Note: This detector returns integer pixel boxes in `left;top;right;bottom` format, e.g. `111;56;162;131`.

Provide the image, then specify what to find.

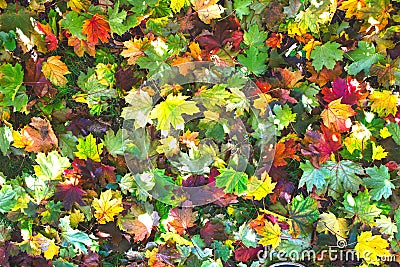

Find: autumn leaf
258;221;281;248
34;151;70;181
246;172;276;201
121;213;156;242
42;56;70;87
92;190;124;224
150;93;200;131
54;177;86;210
67;35;96;57
310;42;344;71
322;77;367;105
166;207;197;234
82;14;110;45
67;0;90;12
355;231;390;265
120;38;146;65
171;0;189;13
74;133;104;162
368;90;398;117
321;98;357;132
316;212;348;240
36;22;58;52
191;0;225;24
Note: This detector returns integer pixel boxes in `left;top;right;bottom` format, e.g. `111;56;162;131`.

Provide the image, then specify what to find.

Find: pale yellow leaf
191;0;225;24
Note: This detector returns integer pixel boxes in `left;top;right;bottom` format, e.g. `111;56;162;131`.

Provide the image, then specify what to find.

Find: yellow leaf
343;136;363;154
92;190;124;224
43;240;59;260
42;56;70;87
258;221;281;248
12;130;30;148
372;142;388;161
171;0;188;13
316;212;348;240
191;0;225;24
189;42;202;60
0;0;7;8
340;0;366;19
160;232;193;246
321;98;356;132
253;94;276;116
67;0;90;12
121;38;146;65
380;127;391;138
303;39;322;60
247;172;276;201
355;231;390;265
70;209;85;228
369;90;398;117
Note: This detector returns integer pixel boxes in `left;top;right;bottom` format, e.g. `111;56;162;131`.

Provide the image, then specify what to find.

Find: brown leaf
307;61;343;87
200;221;227;245
23;57;55;98
22;117;58;153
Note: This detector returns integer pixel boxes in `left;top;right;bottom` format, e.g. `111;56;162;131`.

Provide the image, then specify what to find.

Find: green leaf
0;185;16;213
0;63;24;101
215;168;248;194
310;42;344;71
387;122;400;145
103;129;129;157
0;126;12;156
108;1;129;36
59;132;78;159
299;160;330;192
74;133;104;162
271;104;296;131
41;200;63;224
194;84;231;110
324;160;364;198
234;0;252;19
237;46;267;76
346;41;383;75
243;24;268;47
0;30;16;51
150;93;200;131
61;11;86;40
59;216;93;254
288;195;319;236
342;190;381;225
364;165;394;200
212;241;231;261
234;223;258;248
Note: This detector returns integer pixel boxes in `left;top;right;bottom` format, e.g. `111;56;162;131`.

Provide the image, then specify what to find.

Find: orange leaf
166;207;198;235
36;22;58;52
21;117;58;153
82;14;110;45
67;35;96;57
321;98;357;132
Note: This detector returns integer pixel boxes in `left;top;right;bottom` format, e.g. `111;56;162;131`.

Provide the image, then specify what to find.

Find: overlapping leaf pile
0;0;399;266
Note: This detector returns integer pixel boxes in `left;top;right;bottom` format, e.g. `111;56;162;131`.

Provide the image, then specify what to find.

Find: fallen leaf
82;14;110;45
191;0;225;24
321;98;357;132
92;190;124;224
41;56;70;87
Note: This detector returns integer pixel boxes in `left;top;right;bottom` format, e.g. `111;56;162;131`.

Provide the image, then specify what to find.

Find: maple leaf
41;56;70;87
288;195;319;237
313;125;343;164
92;190;124;224
67;35;96;57
74;133;104;162
191;0;225;24
150;93;200;131
121;38;146;65
54;177;86;210
215;168;248;194
321;98;357;132
121;89;153;129
246;172;276;201
355;231;390;265
364;165;394;200
200;221;228;246
343;190;381;225
346;41;383;75
67;0;90;12
316;212;348;240
121;213;157;242
18;117;58;153
310;42;344;71
266;33;283;48
166;207;197;234
258;221;281;248
36;22;58;52
306;61;343;87
322;77;366;105
82;14;110;45
171;0;189;13
34;151;70;181
368;90;398;117
237;46;267;76
299;160;330;193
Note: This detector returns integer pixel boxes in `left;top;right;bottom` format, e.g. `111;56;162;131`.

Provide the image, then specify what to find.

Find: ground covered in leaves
0;0;400;266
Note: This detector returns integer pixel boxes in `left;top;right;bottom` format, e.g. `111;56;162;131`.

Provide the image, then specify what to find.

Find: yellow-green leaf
258;221;281;248
355;231;390;265
246;172;276;201
92;189;124;224
74;133;103;162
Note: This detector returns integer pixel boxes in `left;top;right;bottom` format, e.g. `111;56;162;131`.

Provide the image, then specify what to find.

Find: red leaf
54;177;86;210
82;14;110;45
314;125;342;163
36;22;58;52
322;77;367;105
234;246;263;262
